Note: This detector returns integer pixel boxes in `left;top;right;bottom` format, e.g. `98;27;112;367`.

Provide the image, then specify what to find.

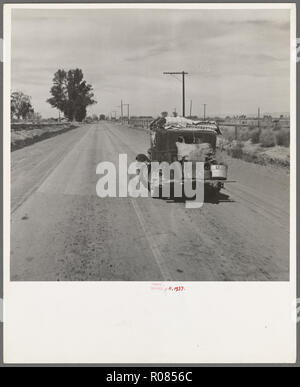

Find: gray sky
11;8;290;118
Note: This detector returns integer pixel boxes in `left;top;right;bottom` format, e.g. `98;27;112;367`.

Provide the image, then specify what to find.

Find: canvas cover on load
150;116;221;134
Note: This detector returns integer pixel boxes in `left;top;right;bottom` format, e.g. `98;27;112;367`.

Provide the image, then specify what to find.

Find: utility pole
189;100;192;117
182;72;186;117
123;103;130;122
163;71;188;117
116;102;124;122
202;104;206;121
258;107;260;129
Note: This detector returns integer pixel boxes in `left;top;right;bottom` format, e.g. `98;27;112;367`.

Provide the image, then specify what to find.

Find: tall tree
47;69;67;113
11;91;34;120
47;68;96;121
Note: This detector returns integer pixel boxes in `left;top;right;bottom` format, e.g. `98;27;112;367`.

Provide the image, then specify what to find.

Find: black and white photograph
3;2;297;365
9;5;292;282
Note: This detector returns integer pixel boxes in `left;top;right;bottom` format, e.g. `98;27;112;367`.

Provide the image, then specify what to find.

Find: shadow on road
205;190;234;204
157;186;235;205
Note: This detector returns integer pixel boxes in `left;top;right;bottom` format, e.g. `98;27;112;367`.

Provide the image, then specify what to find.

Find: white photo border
3;3;297;364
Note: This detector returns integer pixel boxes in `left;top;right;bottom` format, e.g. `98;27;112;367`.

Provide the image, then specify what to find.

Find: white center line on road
130;198;172;281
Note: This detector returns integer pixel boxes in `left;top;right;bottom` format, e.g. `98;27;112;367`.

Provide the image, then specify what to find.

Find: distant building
223;114;276;128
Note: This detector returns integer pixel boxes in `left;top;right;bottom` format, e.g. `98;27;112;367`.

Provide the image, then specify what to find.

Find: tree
161;111;168;118
27;111;42;122
47;68;96;122
46;69;67;113
11;91;34;120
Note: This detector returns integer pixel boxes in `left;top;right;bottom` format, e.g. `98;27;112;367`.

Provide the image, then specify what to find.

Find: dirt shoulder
11;122;80;151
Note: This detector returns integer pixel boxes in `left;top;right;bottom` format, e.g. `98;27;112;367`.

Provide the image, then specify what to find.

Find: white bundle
176;142;212;161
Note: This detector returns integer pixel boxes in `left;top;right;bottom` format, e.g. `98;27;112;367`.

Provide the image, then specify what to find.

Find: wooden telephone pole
163;71;188;117
123;103;130;122
116;101;124;122
125;104;130;119
203;104;206;121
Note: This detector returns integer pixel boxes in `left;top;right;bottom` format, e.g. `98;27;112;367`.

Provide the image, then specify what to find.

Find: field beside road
11;121;289;281
219;125;290;168
11;122;79;151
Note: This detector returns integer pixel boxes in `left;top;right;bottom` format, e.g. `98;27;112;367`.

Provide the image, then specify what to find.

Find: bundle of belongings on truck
150;116;220;162
150;116;221;134
176;139;213;162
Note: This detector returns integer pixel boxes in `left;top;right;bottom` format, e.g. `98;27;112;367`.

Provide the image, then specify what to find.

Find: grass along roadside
11;122;80;151
219;139;290;168
110;121;290;169
218;126;290;168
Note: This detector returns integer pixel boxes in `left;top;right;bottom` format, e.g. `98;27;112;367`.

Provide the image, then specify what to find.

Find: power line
116;101;130;123
116;100;124;122
169;74;182;83
200;103;206;120
123;103;130;122
163;71;188;117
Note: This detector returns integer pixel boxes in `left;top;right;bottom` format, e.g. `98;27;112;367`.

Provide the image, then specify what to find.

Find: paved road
11;122;289;280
